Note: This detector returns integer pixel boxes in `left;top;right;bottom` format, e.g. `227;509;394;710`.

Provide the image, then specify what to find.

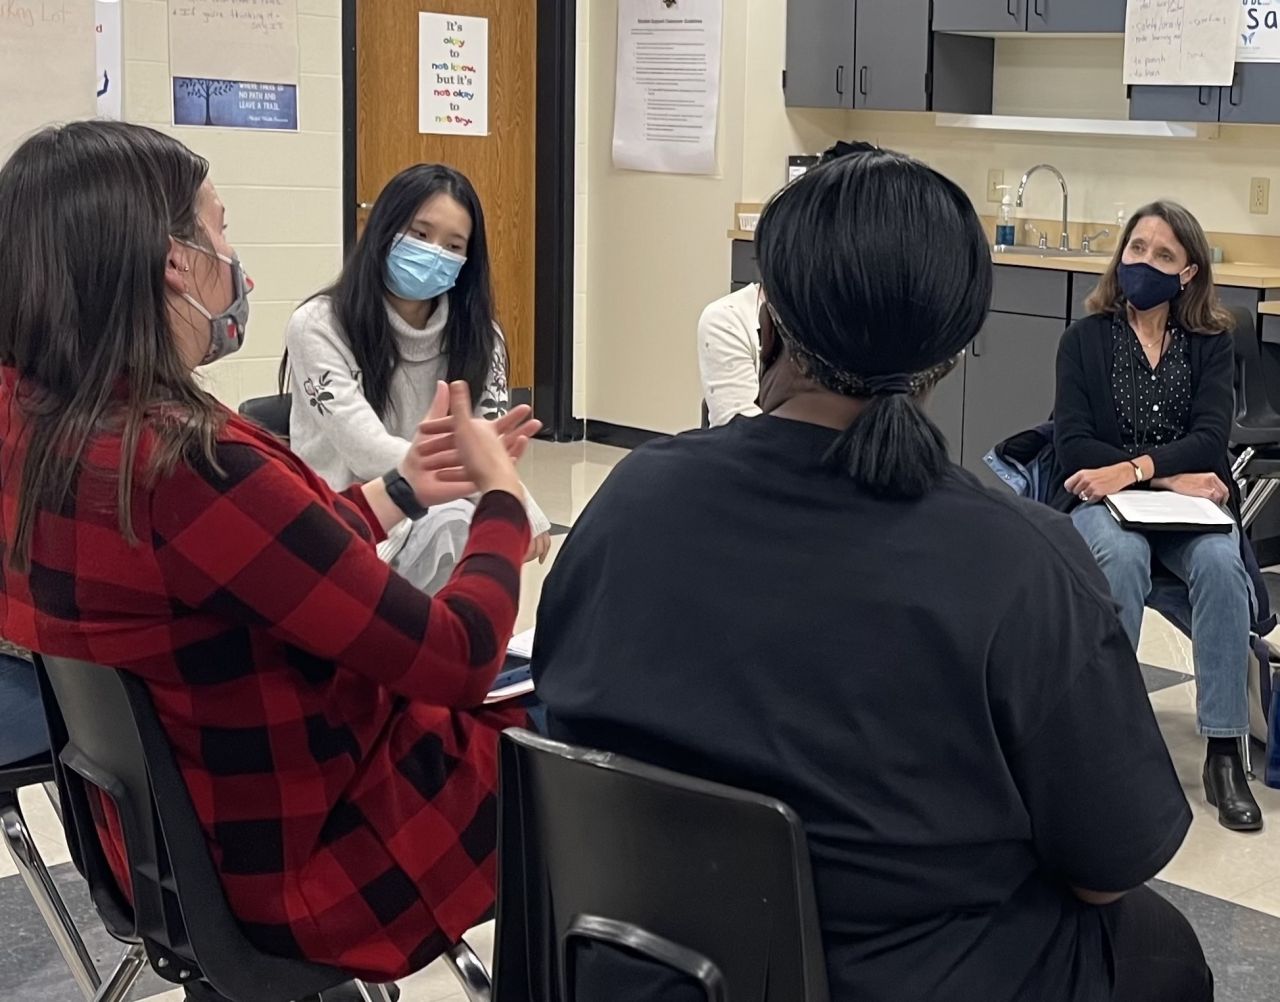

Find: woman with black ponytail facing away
1055;202;1260;834
533;152;1209;1002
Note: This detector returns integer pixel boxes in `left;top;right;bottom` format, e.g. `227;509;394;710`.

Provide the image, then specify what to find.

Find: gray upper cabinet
854;0;930;111
1220;64;1280;126
1129;84;1222;123
783;0;856;109
1027;0;1125;32
932;0;1024;33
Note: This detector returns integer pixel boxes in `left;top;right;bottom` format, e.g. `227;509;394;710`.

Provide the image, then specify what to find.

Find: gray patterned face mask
179;242;253;364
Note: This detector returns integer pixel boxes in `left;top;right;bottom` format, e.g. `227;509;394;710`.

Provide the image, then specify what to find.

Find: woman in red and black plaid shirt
0;121;539;990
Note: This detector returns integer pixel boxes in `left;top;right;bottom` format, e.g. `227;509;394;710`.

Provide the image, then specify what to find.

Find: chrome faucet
1015;164;1070;253
1080;228;1111;254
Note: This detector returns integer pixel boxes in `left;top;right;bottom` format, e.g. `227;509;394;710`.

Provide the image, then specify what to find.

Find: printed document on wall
1239;0;1280;62
0;0;97;158
419;12;489;136
613;0;723;175
1124;0;1237;86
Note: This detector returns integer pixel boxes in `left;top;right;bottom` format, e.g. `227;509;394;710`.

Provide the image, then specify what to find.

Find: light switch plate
987;169;1005;203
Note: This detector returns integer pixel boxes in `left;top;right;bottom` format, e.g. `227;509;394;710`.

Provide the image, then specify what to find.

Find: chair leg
0;799;102;1001
355;983;395;1002
92;944;147;1002
442;940;493;1002
1241;734;1255;780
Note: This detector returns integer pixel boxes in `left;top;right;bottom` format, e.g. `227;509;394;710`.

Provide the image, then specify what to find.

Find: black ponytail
755;149;991;499
823;395;949;499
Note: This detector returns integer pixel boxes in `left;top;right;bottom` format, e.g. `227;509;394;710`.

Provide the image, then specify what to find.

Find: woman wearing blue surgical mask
1055;202;1262;832
284;164;552;592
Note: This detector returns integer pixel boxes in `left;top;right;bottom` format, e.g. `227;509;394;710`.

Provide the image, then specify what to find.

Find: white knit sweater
285;294;551;536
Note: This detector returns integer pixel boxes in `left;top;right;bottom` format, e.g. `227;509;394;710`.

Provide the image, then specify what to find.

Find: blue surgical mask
1117;261;1185;312
385;233;466;302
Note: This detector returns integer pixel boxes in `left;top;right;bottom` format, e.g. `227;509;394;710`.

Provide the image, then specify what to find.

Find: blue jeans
1072;504;1252;738
0;654;48;765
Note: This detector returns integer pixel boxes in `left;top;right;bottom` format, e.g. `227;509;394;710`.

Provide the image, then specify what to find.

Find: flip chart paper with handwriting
0;0;97;158
1125;0;1239;86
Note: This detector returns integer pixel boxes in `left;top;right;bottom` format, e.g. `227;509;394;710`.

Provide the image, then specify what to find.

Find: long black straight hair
0;121;224;570
755;149;992;499
281;163;499;417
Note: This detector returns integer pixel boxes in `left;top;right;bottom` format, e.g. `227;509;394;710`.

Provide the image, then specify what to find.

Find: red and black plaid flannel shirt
0;367;529;980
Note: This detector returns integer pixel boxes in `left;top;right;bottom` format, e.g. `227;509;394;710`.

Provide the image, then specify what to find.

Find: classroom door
356;0;538;388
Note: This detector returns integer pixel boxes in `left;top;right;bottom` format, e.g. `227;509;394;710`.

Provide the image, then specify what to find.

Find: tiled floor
5;438;1280;1001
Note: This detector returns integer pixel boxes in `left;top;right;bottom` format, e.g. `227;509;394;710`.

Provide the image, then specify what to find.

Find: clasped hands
1066;463;1229;506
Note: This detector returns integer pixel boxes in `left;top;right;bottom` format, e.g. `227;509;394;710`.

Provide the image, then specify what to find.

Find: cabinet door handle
1197;87;1210;107
1033;0;1044;16
1007;0;1016;16
1229;73;1242;107
971;336;983;358
859;66;869;97
836;64;844;96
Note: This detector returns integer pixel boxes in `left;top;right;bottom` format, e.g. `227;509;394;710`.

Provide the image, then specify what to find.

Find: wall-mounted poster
419;12;489;136
1240;0;1280;61
1123;0;1237;86
0;0;98;157
96;0;122;118
168;0;300;131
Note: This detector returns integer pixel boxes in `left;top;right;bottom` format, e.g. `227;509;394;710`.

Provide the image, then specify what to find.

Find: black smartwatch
382;468;430;521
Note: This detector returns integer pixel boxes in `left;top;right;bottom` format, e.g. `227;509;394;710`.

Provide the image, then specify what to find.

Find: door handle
357;202;373;210
836;64;845;96
1229;73;1242;107
1197;87;1210;107
1033;0;1044;16
859;66;869;97
971;336;983;358
1007;0;1016;16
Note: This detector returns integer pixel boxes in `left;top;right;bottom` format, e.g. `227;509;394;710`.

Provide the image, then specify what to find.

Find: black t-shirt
533;415;1191;1002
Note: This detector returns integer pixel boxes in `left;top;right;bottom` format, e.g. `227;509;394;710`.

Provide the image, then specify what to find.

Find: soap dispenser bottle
996;187;1016;248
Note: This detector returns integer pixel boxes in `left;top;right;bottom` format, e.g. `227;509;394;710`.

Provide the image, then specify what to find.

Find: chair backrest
34;655;346;1002
492;728;831;1002
238;394;292;440
1231;307;1280;446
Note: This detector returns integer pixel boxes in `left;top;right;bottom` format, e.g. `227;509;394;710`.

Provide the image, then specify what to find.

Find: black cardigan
1054;312;1234;487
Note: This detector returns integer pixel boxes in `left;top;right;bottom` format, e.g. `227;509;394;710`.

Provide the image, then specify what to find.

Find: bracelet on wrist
383;468;430;521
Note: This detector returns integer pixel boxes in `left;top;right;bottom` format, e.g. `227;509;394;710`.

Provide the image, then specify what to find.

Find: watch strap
383;468;430;521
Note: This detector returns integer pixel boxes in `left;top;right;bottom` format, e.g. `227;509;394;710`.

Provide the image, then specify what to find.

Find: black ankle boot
1203;741;1264;832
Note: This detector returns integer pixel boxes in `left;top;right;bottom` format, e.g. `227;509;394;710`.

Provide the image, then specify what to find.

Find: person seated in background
697;140;877;428
284;164;551;593
1056;201;1261;832
0;121;539;995
533;151;1210;1002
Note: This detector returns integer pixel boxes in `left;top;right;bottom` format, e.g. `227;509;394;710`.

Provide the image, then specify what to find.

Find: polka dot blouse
1110;314;1193;457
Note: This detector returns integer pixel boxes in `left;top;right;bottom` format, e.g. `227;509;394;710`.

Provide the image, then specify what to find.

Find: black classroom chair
34;654;489;1002
489;727;831;1002
238;394;292;441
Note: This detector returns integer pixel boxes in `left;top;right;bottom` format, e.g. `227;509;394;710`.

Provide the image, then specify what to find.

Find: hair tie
860;373;916;396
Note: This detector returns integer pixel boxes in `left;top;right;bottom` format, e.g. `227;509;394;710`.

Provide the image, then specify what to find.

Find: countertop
1260;301;1280;317
729;231;1280;290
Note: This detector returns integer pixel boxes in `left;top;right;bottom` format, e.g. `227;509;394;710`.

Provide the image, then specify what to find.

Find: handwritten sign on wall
0;0;97;157
1124;0;1238;86
168;0;299;86
1240;0;1280;61
418;12;489;137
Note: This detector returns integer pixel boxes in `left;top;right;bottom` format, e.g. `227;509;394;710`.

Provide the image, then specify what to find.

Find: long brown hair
0;121;225;571
1086;200;1234;334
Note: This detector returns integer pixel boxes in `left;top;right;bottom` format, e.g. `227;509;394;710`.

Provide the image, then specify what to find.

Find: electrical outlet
1250;177;1271;215
987;169;1005;204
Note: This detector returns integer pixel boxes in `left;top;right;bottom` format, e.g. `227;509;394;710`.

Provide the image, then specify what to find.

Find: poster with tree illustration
173;77;298;131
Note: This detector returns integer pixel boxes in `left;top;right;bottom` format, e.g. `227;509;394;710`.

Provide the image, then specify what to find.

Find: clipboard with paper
1104;492;1234;534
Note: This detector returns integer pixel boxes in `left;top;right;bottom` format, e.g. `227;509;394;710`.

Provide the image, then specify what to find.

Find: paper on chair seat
507;627;536;660
1104;492;1233;533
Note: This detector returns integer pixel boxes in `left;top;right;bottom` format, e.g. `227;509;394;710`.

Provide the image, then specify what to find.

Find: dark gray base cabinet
924;357;966;464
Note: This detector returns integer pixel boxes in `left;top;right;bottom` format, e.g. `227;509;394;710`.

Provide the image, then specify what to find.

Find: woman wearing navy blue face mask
1054;201;1261;831
284;164;551;592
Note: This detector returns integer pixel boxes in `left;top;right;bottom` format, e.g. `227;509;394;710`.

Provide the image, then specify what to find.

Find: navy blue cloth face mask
1117;261;1187;312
